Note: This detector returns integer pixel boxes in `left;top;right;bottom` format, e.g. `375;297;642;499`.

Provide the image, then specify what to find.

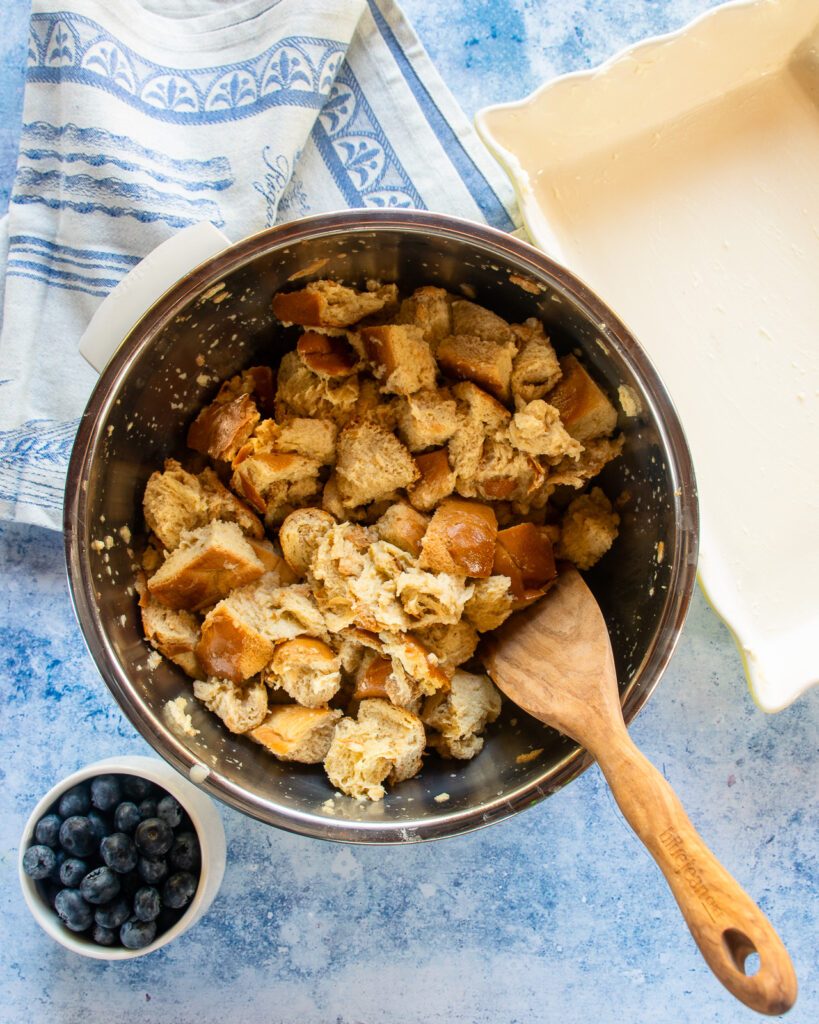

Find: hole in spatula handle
723;928;761;976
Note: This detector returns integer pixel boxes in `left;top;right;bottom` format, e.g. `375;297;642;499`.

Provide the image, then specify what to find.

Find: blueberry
58;816;97;857
55;888;94;932
156;795;183;828
92;924;117;947
122;776;154;802
138;857;168;885
34;813;63;848
94;896;131;930
100;833;138;874
114;801;141;833
23;844;57;880
162;871;197;910
137;798;158;821
59;857;89;888
169;832;200;872
90;774;122;812
58;783;91;818
133;886;161;922
135;818;173;858
80;866;121;905
87;809;110;843
120;917;157;950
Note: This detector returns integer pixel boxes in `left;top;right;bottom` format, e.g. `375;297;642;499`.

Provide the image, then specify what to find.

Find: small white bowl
18;755;226;959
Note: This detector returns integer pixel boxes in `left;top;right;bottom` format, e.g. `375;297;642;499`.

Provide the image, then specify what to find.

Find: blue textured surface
1;3;817;1022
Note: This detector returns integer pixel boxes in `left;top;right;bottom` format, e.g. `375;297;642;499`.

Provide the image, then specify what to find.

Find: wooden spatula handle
591;724;797;1015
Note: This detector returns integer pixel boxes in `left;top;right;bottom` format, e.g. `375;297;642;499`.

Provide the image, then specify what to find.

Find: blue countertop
1;3;817;1022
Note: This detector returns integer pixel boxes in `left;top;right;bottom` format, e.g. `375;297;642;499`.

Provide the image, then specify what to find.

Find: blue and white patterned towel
0;0;519;531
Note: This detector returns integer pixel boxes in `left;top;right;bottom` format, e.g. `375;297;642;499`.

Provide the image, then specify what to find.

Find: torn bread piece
408;448;456;513
510;319;562;408
237;416;337;466
275;350;360;424
418;498;498;578
250;705;342;764
139;587;203;679
447;381;511;487
557;487;620;570
413;619;479;672
471;439;545;504
396;387;459;452
378;632;451;697
543;434;625;496
335;420;418;510
192;676;268;734
352;652;393;702
187;392;260;464
272;280;398;329
463;575;515;632
264;636;342;708
545;354;618;442
508;400;583;462
360;323;437;395
450;299;515;347
143;460;263;552
279;507;335;577
230;450;322;526
423;669;502;760
146;521;265;611
196;577;328;682
395;285;453;347
373;502;429;557
395;568;474;628
324;699;426;801
246;537;298;582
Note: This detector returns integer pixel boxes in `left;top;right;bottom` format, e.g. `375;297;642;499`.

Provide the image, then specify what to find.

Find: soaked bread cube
265;636;342;708
272;280;398;329
558;487;620;570
545;354;618;442
335;420;418;510
360;323;437;395
192;676;269;734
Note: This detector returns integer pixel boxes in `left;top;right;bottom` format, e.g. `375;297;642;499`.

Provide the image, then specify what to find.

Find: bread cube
187;393;260;463
557;487;620;570
437;333;516;403
395;286;453;346
360;323;437;395
423;669;502;760
396;387;459;452
408;448;456;513
249;705;342;763
450;299;514;346
230;451;322;525
413;620;479;671
275;350;360;424
335;420;418;509
192;676;268;734
272;280;398;329
324;699;426;800
278;508;336;577
146;521;265;611
139;591;203;679
544;434;624;495
265;636;342;708
352;653;393;701
545;354;618;442
373;502;429;557
493;522;557;602
510;319;562;408
471;439;545;503
418;498;498;578
508;400;583;462
463;575;515;632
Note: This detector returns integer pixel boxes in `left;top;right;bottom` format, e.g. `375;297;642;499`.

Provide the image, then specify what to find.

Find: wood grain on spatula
482;567;797;1016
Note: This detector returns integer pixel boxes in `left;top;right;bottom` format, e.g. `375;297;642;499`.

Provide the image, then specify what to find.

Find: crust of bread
297;331;359;377
278;507;336;577
408;448;456;513
230;451;322;524
351;652;393;701
147;521;265;611
360;323;437;395
187;393;260;463
545;354;618;442
418;498;498;578
249;705;342;763
266;636;342;707
272;280;398;329
437;333;515;403
493;522;557;603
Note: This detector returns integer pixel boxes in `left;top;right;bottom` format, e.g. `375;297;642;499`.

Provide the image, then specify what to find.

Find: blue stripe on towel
9;234;140;266
366;0;514;231
7;258;121;288
5;269;110;298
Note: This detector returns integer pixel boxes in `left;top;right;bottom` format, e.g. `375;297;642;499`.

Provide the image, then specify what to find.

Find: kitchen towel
0;0;519;530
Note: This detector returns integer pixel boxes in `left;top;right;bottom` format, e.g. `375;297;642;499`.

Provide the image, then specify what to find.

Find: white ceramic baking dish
476;0;819;712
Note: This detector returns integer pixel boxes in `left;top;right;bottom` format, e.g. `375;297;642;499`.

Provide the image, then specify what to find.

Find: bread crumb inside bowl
18;756;226;959
64;210;698;843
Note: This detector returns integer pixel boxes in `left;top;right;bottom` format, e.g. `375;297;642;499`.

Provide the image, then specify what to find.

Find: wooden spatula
482;566;797;1016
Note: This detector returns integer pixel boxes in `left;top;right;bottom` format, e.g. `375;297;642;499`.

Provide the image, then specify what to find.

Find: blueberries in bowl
23;772;202;952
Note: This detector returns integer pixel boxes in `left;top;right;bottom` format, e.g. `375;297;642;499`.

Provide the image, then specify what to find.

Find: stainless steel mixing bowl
64;209;698;843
